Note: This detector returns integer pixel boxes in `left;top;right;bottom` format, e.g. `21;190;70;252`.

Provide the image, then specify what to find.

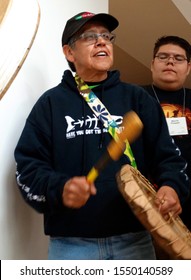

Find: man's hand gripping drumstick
62;111;143;209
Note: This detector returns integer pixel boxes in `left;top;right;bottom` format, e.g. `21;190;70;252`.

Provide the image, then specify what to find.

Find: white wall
0;0;108;260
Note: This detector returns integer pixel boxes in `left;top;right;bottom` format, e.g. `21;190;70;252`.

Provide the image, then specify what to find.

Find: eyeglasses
69;32;116;46
154;53;188;64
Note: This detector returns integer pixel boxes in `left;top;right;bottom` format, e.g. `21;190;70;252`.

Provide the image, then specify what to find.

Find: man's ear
186;62;191;76
63;45;74;62
151;59;154;72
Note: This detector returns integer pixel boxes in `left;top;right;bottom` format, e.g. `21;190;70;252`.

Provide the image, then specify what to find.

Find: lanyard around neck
152;85;186;116
75;74;137;168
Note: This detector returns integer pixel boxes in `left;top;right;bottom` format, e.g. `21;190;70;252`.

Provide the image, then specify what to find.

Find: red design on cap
75;12;94;20
81;12;94;18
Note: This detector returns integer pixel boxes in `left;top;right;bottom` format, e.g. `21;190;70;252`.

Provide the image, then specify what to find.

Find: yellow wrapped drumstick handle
86;167;99;183
87;111;143;183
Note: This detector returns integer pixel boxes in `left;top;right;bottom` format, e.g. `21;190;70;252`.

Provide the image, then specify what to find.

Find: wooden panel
0;0;40;99
0;0;11;24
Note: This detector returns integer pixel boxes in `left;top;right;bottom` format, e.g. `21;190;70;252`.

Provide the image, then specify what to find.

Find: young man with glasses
143;35;191;258
14;14;190;260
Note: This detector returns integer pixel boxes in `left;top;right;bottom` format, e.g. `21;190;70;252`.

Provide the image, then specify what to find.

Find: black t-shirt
143;85;191;177
143;84;191;229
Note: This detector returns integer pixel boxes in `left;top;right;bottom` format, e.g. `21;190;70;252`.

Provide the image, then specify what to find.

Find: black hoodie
14;70;189;237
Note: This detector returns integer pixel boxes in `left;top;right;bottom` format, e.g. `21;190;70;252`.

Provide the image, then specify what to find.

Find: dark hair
153;36;191;62
67;60;76;72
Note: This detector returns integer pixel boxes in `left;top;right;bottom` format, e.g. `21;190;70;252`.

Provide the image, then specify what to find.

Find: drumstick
87;111;143;183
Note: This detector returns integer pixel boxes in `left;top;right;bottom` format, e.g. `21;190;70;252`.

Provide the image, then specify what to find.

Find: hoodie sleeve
14;94;69;214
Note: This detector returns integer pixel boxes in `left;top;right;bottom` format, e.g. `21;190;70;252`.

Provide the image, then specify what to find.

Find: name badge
166;117;188;136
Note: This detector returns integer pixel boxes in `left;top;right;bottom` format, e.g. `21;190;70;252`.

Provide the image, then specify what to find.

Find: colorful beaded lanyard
75;74;137;168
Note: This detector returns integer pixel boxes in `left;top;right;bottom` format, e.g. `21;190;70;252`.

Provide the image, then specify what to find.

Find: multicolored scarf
75;74;137;168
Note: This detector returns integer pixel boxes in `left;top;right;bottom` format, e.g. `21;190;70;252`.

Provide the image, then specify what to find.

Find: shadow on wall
112;44;152;86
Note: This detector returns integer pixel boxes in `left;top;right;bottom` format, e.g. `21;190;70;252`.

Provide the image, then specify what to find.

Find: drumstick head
108;111;143;160
119;111;143;143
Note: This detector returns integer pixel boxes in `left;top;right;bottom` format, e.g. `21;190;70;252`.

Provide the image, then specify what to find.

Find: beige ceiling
109;0;191;87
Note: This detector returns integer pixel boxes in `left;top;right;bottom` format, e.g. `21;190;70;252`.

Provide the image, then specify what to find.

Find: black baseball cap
61;11;119;46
